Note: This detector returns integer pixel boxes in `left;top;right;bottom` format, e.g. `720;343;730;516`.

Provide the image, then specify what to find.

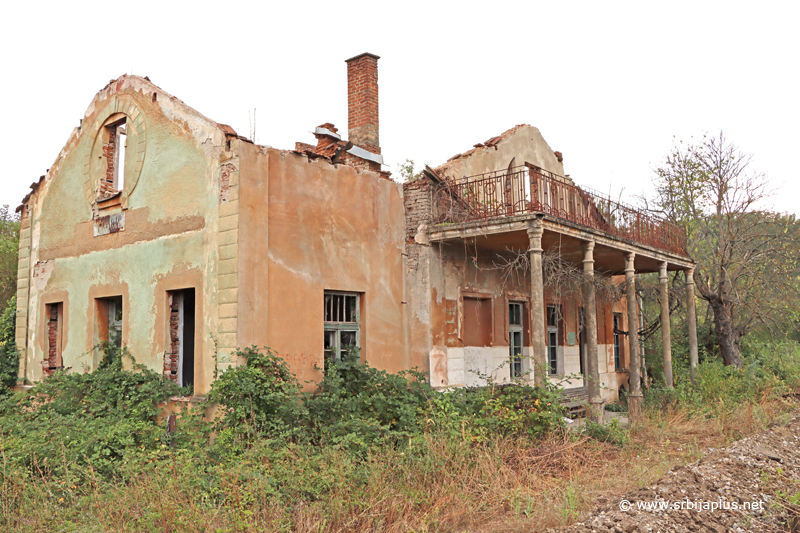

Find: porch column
625;252;643;420
527;218;547;386
659;262;673;388
582;241;603;422
685;268;699;384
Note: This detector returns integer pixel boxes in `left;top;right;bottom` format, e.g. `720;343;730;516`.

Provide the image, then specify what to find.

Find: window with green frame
323;291;360;369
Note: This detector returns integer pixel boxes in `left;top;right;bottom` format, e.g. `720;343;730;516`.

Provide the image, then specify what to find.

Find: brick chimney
346;52;380;155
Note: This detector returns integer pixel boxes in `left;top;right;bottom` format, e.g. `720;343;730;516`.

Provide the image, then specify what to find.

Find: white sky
2;1;798;214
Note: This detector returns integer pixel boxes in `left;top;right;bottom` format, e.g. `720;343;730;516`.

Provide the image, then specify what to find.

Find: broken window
462;297;492;347
165;289;196;388
101;119;127;198
547;305;559;375
43;302;63;377
95;296;123;351
324;292;360;369
509;302;523;378
613;313;622;371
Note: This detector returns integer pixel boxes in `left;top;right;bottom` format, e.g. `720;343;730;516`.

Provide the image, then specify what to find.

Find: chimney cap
345;52;380;63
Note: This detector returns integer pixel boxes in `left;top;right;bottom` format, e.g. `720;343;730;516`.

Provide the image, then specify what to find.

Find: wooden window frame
508;301;524;378
546;304;560;376
613;312;623;371
324;291;361;368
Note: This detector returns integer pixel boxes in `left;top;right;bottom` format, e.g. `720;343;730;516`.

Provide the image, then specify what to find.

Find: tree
0;205;20;309
648;133;800;368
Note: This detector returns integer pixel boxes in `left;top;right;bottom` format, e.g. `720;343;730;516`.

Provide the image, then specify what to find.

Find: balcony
430;164;687;256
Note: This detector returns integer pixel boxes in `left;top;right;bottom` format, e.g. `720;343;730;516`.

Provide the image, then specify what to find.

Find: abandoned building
16;53;698;411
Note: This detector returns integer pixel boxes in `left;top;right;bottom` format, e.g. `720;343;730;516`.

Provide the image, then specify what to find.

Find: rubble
550;410;800;533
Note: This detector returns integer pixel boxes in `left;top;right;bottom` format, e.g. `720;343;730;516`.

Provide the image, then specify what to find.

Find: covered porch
423;164;697;421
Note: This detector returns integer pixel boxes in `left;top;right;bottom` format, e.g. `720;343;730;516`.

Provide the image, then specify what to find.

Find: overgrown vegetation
646;133;800;368
0;295;18;397
1;339;799;532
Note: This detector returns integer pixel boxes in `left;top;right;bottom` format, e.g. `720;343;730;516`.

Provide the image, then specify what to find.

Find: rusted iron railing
431;164;687;255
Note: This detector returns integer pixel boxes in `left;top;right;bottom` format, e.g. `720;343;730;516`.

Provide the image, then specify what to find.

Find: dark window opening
44;303;63;377
166;289;196;389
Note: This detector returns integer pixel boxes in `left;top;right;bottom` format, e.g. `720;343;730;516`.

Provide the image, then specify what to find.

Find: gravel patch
549;411;800;533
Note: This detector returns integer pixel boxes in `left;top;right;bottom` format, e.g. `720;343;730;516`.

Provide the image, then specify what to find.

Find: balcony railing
431;164;687;256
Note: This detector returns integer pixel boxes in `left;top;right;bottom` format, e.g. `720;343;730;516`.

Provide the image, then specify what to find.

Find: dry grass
5;395;796;533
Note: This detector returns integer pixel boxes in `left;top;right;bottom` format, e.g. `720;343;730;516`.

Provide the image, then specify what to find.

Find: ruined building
16;54;697;409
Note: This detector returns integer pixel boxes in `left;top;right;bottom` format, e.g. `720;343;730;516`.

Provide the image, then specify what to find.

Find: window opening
578;307;586;378
509;302;523;378
166;289;196;388
323;292;360;370
613;312;622;371
108;297;123;348
101;119;127;197
547;304;559;375
44;303;63;377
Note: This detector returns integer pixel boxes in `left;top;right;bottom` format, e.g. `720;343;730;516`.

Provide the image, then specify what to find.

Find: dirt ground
548;410;800;533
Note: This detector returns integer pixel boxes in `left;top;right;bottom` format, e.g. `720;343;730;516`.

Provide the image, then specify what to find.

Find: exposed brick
346;53;380;154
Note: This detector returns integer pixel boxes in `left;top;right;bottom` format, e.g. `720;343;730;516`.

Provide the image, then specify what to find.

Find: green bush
645;338;800;414
468;383;565;438
0;296;18;397
304;352;433;453
0;347;180;482
583;417;629;446
206;346;306;448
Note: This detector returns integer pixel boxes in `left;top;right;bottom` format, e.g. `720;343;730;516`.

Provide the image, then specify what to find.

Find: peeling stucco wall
236;146;409;388
17;75;228;392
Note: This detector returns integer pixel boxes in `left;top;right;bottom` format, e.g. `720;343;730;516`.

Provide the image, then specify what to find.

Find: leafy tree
648;133;800;368
0;205;19;309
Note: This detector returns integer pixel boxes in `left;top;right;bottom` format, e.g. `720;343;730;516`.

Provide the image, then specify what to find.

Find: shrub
469;383;565;438
583;417;629;446
0;296;18;397
0;346;180;481
304;352;433;452
206;346;306;447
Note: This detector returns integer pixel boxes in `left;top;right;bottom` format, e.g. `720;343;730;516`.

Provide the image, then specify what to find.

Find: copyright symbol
619;500;632;512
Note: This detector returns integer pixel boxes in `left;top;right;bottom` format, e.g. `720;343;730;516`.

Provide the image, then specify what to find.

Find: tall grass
2;342;799;532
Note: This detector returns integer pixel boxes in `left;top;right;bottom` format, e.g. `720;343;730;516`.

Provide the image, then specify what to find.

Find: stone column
582;241;603;422
527;219;547;386
625;252;643;420
685;267;699;384
659;262;673;388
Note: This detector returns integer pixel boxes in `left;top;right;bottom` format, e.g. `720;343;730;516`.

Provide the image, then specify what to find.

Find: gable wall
17;77;228;392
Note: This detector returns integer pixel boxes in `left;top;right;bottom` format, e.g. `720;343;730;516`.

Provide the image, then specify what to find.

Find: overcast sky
2;1;798;215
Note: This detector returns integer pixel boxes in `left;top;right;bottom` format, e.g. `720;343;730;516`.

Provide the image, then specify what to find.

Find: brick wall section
164;297;180;381
42;305;59;377
99;125;117;198
217;140;240;368
220;162;236;203
403;179;433;241
346;53;380;155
